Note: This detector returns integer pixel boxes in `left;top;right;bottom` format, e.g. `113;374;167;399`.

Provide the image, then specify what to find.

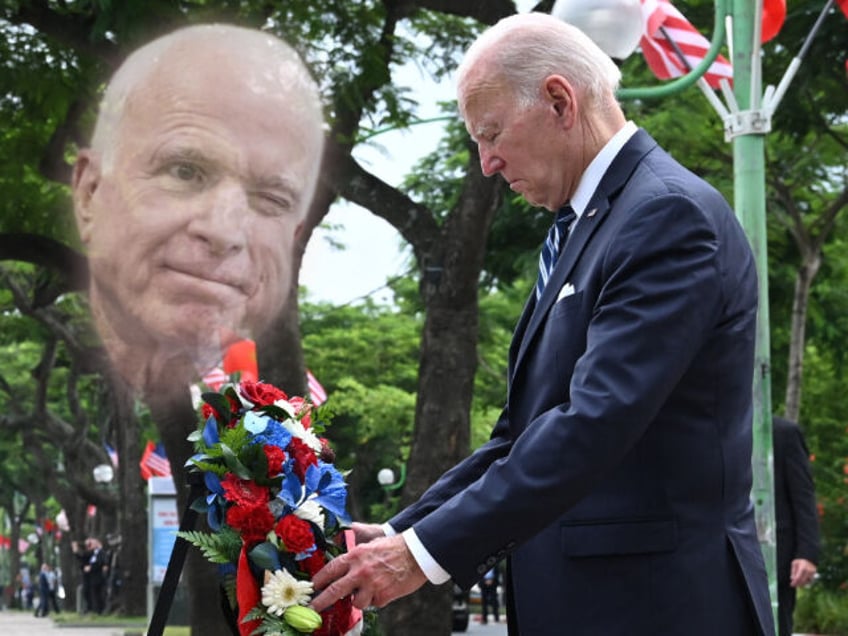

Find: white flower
294;498;326;530
261;569;314;616
282;418;323;452
273;398;297;418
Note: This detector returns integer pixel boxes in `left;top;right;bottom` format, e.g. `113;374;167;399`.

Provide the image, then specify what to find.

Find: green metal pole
728;0;777;623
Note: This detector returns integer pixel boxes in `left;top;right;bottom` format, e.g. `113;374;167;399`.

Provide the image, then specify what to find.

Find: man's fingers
312;553;349;591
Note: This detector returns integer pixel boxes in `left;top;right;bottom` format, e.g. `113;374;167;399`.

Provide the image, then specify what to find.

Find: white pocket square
556;283;576;301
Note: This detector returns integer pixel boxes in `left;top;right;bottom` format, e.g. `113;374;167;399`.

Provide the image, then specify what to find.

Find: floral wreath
180;380;362;636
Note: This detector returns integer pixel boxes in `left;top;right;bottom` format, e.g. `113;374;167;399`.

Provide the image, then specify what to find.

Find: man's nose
188;180;249;254
479;146;503;177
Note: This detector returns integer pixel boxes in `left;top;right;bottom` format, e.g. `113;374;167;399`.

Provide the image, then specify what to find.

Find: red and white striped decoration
639;0;732;89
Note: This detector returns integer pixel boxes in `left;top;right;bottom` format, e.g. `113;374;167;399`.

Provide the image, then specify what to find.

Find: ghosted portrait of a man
71;24;325;393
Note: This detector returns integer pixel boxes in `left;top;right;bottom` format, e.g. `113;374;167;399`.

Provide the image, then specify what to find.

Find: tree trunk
110;372;148;616
381;150;502;635
784;253;820;422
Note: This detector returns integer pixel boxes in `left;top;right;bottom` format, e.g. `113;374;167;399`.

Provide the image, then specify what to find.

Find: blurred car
452;583;469;632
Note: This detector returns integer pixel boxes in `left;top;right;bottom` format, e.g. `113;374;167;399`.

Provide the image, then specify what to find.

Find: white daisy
261;569;314;616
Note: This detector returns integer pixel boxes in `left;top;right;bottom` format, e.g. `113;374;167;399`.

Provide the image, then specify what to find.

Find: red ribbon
237;545;262;636
342;530;363;633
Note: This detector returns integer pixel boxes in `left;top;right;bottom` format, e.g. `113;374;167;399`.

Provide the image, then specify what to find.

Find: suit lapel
511;129;658;380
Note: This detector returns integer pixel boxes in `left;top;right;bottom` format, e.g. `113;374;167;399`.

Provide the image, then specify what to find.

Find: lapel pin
586;208;598;218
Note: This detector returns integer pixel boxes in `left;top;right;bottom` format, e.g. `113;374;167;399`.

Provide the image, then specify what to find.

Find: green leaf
177;530;233;564
221;443;252;479
248;541;282;572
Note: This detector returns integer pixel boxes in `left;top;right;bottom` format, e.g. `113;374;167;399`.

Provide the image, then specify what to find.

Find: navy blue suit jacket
390;130;774;635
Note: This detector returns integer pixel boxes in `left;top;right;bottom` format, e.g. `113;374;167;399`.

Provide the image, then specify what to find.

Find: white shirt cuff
401;528;451;585
381;522;396;537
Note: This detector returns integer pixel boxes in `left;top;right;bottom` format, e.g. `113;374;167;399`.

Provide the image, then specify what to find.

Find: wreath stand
146;472;238;636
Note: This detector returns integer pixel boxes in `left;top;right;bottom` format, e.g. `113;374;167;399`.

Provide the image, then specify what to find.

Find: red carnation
221;474;269;507
226;502;274;545
299;549;326;578
288;437;319;480
201;403;218;421
239;380;287;407
275;515;316;554
264;445;285;476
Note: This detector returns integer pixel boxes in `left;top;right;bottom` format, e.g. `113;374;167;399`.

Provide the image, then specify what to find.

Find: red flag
761;0;786;43
639;0;733;89
223;339;259;383
838;0;848;19
307;369;328;406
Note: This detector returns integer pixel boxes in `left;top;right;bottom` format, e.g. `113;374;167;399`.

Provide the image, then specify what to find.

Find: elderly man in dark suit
773;416;820;636
312;13;773;635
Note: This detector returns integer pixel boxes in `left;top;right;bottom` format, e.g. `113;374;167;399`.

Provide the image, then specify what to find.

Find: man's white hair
457;13;621;113
90;23;324;172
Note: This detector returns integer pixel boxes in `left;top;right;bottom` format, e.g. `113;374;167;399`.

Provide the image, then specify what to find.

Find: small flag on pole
307;369;327;406
104;442;119;468
639;0;733;89
139;441;172;480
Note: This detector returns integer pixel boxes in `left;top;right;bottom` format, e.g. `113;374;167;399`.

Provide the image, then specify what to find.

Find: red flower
239;380;287;406
299;549;326;578
288;437;319;480
222;475;269;507
264;445;285;476
226;502;274;545
315;595;358;636
201;403;218;421
289;396;312;428
275;515;316;554
201;395;241;426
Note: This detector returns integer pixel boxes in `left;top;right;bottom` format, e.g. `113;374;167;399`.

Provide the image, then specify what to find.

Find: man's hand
790;558;817;588
310;534;427;611
351;522;386;544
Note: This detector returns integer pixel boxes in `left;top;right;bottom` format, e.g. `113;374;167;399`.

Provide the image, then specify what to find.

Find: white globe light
377;468;396;487
93;463;114;484
551;0;643;60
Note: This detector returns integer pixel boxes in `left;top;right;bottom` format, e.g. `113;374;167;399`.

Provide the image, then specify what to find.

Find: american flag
139;441;172;479
104;442;119;468
201;366;228;390
639;0;733;89
307;369;327;406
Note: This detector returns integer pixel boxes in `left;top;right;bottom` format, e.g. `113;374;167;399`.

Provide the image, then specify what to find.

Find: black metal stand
146;472;204;636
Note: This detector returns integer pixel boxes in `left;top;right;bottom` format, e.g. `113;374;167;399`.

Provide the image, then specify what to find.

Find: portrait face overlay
74;43;323;380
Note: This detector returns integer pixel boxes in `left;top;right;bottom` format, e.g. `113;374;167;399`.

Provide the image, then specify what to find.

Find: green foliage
794;585;848;636
177;528;241;565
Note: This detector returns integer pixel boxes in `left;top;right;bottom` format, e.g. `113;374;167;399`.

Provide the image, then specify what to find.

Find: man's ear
543;75;577;128
72;149;101;244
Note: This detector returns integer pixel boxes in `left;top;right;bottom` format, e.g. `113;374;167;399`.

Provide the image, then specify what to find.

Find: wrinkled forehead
459;77;518;135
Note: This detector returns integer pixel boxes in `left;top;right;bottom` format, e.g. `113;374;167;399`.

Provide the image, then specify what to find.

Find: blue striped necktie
536;205;577;300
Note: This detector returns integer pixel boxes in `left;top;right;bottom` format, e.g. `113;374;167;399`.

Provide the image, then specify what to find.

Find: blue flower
202;416;219;447
245;412;293;449
204;472;225;531
305;462;350;526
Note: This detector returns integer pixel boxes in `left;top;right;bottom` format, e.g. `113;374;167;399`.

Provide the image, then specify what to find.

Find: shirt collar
569;120;638;219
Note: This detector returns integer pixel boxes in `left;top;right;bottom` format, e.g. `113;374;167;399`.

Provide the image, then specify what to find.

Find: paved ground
0;611;127;636
0;609;500;636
